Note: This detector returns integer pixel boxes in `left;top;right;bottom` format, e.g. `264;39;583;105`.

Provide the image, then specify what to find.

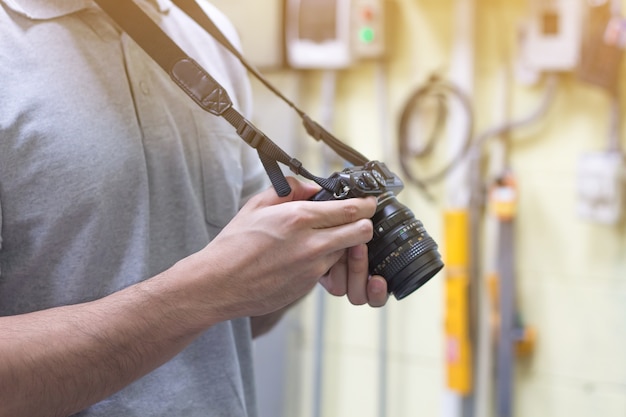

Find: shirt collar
2;0;171;20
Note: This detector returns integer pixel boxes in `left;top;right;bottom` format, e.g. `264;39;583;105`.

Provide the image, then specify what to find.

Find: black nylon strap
222;107;341;193
97;0;182;73
93;0;343;195
258;152;291;197
95;0;231;116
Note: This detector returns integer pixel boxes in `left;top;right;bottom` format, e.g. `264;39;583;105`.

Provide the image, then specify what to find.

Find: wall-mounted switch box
284;0;386;69
577;151;625;224
518;0;584;72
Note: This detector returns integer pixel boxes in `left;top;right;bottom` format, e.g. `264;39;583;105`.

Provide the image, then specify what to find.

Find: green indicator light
359;27;375;43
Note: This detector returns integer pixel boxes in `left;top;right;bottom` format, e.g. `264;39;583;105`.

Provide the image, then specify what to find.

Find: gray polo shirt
0;0;268;415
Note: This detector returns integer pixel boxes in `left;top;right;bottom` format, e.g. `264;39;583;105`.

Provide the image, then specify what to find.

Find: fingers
366;275;389;307
278;176;323;202
320;244;389;308
346;245;388;307
314;197;377;229
318;253;348;297
346;244;369;305
251;177;378;229
231;176;386;312
248;177;379;260
310;218;374;258
253;176;321;206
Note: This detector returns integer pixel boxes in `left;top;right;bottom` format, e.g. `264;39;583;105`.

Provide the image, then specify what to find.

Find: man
0;0;388;416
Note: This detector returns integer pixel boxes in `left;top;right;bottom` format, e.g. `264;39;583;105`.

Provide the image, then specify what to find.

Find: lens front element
368;193;444;300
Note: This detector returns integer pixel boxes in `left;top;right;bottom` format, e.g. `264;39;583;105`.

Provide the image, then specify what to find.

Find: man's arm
0;258;220;417
0;178;382;417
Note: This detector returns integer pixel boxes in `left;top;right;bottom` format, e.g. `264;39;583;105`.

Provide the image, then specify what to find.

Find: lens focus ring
371;236;437;278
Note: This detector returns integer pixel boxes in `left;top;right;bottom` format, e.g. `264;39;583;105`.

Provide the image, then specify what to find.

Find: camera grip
310;188;336;202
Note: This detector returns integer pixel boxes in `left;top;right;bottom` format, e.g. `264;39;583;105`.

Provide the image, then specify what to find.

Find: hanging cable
469;73;559;158
397;74;475;198
398;72;559;201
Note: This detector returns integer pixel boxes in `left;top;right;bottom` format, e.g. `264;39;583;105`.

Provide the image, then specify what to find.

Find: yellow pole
443;209;472;395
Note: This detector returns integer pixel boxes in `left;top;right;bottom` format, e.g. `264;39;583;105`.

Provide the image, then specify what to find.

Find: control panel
351;0;386;59
518;0;584;72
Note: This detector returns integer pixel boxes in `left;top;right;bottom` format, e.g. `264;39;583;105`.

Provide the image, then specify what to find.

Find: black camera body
311;160;405;200
311;161;444;300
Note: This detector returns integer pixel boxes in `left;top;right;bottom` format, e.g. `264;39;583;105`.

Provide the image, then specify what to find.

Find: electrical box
577;0;626;92
518;0;584;72
203;0;285;69
285;0;385;69
285;0;353;68
576;151;625;224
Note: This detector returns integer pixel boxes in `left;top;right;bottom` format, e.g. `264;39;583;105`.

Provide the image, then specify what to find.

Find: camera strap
93;0;367;197
170;0;369;166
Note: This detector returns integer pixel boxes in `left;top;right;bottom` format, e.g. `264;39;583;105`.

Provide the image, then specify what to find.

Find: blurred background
204;0;626;416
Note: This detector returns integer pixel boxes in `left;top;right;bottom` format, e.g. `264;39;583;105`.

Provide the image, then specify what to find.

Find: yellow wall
249;0;626;416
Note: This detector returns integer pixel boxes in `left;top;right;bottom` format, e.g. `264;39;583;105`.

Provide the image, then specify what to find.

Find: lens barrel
368;193;444;300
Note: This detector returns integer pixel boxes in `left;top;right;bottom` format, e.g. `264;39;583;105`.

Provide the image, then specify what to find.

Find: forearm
0;259;224;417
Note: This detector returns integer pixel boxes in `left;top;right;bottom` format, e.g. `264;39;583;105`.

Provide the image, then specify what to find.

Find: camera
311;161;444;300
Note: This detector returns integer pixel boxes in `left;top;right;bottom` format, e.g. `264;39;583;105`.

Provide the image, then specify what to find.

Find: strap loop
288;158;303;175
236;122;266;149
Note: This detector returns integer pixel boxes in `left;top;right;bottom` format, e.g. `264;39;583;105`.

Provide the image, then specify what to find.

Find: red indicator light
362;7;374;21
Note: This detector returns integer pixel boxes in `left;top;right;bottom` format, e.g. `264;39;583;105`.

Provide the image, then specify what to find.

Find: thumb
255;177;321;206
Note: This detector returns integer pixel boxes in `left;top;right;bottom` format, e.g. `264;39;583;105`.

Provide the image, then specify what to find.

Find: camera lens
368;192;444;300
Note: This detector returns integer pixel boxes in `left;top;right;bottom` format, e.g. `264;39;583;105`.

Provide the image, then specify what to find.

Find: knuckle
342;203;359;223
285;204;314;226
358;219;374;239
314;263;330;278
